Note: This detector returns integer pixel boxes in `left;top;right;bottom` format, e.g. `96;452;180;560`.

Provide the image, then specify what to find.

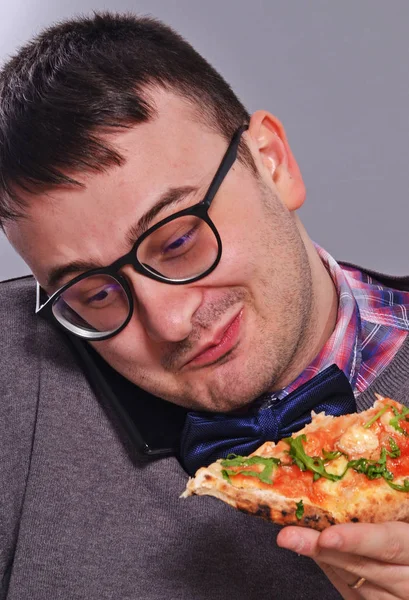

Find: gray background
0;0;408;281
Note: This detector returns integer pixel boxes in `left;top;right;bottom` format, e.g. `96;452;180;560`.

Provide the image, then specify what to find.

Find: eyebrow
45;185;199;290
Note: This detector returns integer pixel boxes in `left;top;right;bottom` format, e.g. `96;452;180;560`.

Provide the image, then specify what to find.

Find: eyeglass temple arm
35;281;49;313
203;124;249;207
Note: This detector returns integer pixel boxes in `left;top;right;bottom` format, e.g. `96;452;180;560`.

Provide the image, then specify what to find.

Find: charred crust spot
237;504;272;521
303;514;321;524
203;474;213;482
351;517;359;523
281;510;288;517
255;504;272;519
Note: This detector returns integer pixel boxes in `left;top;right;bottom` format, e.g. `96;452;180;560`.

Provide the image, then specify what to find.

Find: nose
122;267;203;343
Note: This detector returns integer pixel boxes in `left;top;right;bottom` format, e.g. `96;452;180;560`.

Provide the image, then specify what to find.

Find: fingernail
320;532;342;549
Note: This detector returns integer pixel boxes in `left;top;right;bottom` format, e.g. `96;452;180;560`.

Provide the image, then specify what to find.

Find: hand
277;522;409;599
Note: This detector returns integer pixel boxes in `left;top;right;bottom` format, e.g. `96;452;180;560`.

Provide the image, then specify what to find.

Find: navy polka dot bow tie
180;364;357;475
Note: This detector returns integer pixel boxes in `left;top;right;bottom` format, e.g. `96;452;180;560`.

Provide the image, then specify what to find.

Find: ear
247;111;306;211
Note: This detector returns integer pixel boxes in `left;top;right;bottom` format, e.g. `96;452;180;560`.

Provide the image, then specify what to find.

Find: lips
184;309;243;368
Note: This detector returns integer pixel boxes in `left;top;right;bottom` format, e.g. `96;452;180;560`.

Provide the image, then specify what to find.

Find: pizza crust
182;462;338;530
183;458;409;530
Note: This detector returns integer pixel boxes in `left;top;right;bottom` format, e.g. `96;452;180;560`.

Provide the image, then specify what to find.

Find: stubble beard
216;185;315;409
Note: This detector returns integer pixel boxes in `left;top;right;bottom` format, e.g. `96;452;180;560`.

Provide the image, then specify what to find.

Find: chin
188;376;272;413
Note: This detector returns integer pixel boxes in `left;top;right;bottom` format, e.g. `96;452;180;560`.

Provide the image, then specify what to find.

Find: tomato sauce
226;401;409;502
229;465;329;505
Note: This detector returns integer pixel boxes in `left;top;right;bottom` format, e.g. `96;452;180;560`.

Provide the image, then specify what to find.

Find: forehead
5;91;227;281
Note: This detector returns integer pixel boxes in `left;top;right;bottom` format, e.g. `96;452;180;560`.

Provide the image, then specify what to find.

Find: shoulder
0;274;40;407
0;276;46;572
0;273;85;396
0;275;37;358
0;274;36;320
0;273;35;300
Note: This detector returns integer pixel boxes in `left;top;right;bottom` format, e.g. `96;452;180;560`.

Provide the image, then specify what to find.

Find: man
1;12;409;600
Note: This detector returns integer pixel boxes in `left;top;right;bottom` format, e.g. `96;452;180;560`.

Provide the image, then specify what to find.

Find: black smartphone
66;334;187;458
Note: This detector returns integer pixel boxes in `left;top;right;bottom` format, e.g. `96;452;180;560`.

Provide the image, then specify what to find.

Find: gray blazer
2;275;409;600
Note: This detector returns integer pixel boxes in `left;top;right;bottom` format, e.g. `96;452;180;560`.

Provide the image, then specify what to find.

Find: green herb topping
295;499;304;520
386;437;401;458
282;435;344;482
221;454;281;485
389;406;409;436
387;479;409;492
281;435;408;492
322;449;343;461
364;405;392;429
221;434;409;493
348;452;394;481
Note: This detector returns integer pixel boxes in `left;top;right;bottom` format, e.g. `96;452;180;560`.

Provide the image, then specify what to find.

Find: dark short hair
0;12;253;224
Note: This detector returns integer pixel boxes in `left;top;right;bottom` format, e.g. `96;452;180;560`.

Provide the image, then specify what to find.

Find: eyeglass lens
52;274;130;338
51;215;218;338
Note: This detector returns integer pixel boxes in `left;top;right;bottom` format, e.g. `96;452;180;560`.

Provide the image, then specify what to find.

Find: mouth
183;308;243;369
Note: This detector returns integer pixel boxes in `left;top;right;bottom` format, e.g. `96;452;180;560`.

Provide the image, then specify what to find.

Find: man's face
6;91;313;412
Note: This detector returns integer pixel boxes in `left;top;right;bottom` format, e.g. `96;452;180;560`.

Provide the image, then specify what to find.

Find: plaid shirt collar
274;244;409;400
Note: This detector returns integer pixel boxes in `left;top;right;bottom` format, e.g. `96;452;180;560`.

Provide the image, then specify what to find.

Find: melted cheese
380;410;397;434
337;424;379;455
325;455;349;476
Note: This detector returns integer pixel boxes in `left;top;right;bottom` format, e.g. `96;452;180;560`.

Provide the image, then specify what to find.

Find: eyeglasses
36;124;248;341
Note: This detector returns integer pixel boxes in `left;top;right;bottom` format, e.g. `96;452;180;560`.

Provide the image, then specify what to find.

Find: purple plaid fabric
277;245;409;399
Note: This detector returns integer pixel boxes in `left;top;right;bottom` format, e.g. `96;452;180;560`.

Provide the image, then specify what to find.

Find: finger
277;525;409;596
318;562;399;600
313;547;409;596
277;526;320;554
316;562;360;600
318;522;409;565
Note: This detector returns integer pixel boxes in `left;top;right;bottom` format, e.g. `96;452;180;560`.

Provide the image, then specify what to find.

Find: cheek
211;193;282;287
90;321;151;368
213;218;263;284
214;221;273;290
219;242;252;279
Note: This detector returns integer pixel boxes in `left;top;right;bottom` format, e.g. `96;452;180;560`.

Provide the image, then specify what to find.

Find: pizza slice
182;395;409;530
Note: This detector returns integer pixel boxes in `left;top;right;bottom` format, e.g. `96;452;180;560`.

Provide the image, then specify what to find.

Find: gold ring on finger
348;576;366;590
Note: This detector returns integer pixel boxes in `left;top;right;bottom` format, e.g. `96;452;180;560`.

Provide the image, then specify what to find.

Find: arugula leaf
284;434;409;491
322;449;343;461
363;405;392;429
283;435;345;482
222;468;272;483
293;457;307;472
386;437;401;459
348;441;398;482
221;436;409;494
386;479;409;492
221;455;280;467
389;406;409;436
295;499;304;520
221;469;231;483
220;455;281;485
349;457;393;481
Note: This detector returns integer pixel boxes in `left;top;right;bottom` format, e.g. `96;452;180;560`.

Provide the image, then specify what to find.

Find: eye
163;227;197;254
82;283;121;307
87;289;109;303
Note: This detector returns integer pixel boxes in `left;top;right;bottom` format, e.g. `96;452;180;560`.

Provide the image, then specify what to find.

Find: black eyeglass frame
36;124;249;340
